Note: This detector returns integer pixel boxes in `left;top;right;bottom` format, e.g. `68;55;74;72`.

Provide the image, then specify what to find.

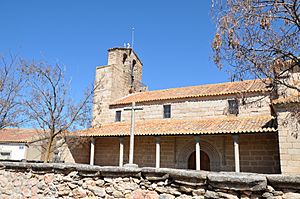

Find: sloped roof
78;115;276;137
0;128;42;143
111;79;270;105
272;94;300;105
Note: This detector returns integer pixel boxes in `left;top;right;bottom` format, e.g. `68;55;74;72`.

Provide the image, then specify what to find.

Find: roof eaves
272;97;300;105
80;127;277;137
0;140;28;144
111;89;271;106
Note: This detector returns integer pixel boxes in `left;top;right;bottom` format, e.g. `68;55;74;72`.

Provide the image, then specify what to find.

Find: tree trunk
44;136;54;163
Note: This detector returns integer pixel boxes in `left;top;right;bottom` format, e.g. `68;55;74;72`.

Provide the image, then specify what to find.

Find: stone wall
276;68;300;97
275;103;300;174
92;65;113;126
108;93;271;124
92;48;271;125
93;48;143;126
70;134;280;174
0;162;299;199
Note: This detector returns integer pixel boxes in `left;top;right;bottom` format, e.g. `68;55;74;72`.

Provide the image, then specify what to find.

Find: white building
0;128;43;161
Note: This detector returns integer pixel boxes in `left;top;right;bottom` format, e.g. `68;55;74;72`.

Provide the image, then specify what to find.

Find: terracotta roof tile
111;79;270;105
0;128;42;143
272;94;300;105
78;115;276;137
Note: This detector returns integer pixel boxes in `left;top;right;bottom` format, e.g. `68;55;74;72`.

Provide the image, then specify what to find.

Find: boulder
159;193;175;199
282;192;300;199
217;192;239;199
204;190;219;199
192;189;206;196
145;191;159;199
112;190;124;198
88;186;106;197
131;189;144;199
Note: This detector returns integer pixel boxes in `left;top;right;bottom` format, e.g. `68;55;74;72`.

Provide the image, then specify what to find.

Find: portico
81;132;280;173
78;115;279;173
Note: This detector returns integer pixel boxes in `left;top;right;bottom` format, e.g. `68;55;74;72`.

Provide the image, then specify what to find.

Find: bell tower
107;47;144;96
92;47;146;126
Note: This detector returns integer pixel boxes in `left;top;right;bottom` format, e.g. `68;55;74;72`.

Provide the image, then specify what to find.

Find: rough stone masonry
0;161;300;199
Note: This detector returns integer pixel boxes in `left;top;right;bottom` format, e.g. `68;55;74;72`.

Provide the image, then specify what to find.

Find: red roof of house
272;94;300;105
78;115;276;137
111;79;270;105
0;128;42;143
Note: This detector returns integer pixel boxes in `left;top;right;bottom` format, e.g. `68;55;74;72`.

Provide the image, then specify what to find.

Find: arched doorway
188;151;211;171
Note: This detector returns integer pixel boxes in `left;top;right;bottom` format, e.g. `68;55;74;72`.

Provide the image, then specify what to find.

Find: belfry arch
177;139;221;171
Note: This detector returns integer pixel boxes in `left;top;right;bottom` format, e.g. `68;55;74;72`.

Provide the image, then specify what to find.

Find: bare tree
0;54;25;129
22;61;98;162
211;0;300;91
211;0;300;138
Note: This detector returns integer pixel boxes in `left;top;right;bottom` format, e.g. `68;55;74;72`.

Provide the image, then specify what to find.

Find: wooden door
188;151;210;171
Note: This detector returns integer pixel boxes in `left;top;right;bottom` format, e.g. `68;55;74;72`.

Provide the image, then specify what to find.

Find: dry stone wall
0;162;299;199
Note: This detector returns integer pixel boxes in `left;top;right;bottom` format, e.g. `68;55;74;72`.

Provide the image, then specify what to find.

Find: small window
19;146;24;150
163;105;171;118
115;111;122;122
228;99;239;115
0;151;11;160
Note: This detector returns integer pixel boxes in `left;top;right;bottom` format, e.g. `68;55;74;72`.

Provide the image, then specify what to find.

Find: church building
70;47;300;175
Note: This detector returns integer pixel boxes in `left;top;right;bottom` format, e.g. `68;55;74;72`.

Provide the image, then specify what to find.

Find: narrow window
0;151;11;160
122;53;127;64
131;60;136;86
228;99;239;115
163;105;171;118
115;111;121;122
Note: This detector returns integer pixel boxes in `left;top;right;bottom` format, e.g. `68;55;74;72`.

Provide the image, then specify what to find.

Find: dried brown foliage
212;0;300;138
211;0;300;91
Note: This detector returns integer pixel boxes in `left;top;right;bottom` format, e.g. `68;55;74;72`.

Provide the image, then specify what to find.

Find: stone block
292;143;300;149
204;190;219;199
288;149;300;155
267;175;300;190
143;168;207;186
159;193;175;199
282;192;300;199
207;172;267;191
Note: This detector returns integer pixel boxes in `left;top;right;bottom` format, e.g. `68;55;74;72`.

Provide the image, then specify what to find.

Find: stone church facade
69;47;300;175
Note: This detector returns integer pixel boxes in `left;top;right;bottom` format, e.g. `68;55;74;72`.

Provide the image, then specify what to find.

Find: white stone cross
124;102;143;167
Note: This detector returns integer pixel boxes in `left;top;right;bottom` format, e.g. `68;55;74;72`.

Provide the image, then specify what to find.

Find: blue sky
0;0;229;99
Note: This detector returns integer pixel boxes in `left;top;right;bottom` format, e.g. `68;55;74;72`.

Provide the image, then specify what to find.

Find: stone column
129;102;136;165
155;136;161;168
90;137;95;166
119;137;124;167
195;136;201;170
232;135;240;172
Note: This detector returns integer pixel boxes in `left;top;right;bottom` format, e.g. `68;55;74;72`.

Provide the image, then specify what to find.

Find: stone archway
188;151;211;171
177;139;221;171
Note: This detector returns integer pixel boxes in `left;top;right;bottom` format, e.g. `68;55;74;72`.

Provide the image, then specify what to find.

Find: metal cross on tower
131;27;135;50
124;102;143;167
